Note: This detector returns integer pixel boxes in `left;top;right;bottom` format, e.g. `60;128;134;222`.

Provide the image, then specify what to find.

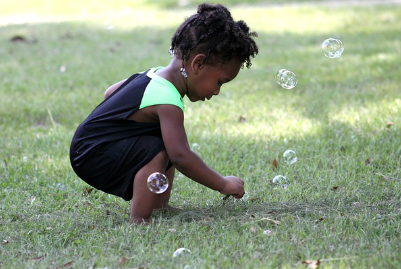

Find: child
70;3;259;224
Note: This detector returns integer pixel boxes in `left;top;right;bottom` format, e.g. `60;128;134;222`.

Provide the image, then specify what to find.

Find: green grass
1;0;401;268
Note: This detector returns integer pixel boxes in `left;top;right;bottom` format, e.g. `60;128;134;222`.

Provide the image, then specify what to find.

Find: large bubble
322;38;344;58
276;69;297;89
272;175;289;189
283;149;298;164
147;172;169;194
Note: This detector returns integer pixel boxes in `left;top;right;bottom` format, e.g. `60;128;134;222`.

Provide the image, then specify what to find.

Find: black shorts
71;136;170;201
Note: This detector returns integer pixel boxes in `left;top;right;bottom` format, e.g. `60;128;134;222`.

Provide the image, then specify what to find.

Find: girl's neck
155;57;188;97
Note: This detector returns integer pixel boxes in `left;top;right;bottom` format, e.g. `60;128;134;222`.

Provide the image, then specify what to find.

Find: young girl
70;3;259;224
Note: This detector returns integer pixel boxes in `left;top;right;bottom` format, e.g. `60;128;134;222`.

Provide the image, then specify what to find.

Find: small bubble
276;69;297;89
322;38;344;58
272;175;289;189
283;150;297;164
23;156;28;163
173;248;191;258
191;143;200;150
147;172;169;194
263;229;272;235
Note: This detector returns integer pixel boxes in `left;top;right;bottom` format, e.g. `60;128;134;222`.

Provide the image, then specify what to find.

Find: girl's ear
190;54;206;74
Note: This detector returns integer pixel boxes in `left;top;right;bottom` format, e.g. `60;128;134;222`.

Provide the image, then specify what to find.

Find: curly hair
170;3;259;68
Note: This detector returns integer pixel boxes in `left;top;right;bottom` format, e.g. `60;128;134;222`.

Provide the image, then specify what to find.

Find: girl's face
186;57;242;102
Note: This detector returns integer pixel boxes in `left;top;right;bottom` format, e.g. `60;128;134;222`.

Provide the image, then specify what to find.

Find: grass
1;0;401;268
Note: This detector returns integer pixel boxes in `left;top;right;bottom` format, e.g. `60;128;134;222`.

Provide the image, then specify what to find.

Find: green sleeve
139;67;184;112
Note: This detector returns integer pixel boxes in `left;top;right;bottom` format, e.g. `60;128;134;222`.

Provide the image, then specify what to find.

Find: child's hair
170;3;259;68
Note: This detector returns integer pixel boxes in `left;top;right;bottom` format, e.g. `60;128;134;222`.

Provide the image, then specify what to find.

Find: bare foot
130;215;151;225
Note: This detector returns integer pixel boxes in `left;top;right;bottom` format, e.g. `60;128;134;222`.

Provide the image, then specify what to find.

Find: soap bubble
263;230;272;235
283;150;298;164
322;38;344;58
173;248;191;258
147;172;169;194
276;69;297;89
272;175;289;189
191;143;200;150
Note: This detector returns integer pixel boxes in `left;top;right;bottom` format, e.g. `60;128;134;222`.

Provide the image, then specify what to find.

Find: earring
168;46;174;57
180;67;187;78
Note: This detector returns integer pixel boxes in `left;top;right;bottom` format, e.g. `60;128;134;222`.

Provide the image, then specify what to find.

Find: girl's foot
130;215;151;225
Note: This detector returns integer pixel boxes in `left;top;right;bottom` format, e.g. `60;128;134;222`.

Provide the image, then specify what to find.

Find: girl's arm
157;104;245;197
104;79;127;99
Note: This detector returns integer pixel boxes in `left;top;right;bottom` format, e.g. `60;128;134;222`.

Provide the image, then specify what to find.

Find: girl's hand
220;176;245;199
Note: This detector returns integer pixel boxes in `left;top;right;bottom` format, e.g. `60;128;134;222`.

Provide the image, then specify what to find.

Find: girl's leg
155;165;175;209
130;150;169;224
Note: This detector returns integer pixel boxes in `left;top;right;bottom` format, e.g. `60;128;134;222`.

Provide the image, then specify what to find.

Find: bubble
173;247;191;258
263;229;272;235
272;175;289;189
147;172;169;194
283;149;298;164
321;38;344;58
191;143;200;150
276;69;297;89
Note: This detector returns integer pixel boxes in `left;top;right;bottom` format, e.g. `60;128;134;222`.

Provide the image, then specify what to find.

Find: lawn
1;0;400;268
